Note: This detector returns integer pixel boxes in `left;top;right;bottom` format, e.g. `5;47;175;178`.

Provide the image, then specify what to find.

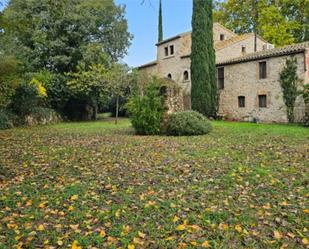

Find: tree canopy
214;0;309;46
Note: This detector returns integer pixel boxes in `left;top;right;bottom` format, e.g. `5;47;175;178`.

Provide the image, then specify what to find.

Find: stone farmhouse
138;23;309;123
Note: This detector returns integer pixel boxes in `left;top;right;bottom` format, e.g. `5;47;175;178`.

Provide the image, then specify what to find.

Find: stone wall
216;35;267;63
218;53;307;123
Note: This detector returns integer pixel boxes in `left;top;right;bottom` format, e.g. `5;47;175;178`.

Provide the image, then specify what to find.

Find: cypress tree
190;0;217;117
158;0;163;42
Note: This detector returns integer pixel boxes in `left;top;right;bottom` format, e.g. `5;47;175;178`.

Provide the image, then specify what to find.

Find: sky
115;0;193;67
0;0;193;67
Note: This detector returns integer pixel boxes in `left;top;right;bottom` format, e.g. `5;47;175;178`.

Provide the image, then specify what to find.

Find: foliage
106;63;130;123
302;84;309;127
9;83;40;116
214;0;308;46
1;0;132;73
0;120;308;248
166;110;212;136
191;0;217;117
0;55;23;109
279;57;300;123
0;111;13;130
126;78;165;135
158;0;163;42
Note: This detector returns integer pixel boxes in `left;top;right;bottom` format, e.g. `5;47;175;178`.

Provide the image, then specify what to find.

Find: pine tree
158;0;163;42
191;0;217;117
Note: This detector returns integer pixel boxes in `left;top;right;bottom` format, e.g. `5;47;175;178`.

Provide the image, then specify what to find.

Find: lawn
0;119;308;249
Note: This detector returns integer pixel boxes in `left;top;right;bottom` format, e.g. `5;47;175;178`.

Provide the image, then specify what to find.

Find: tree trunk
115;95;119;125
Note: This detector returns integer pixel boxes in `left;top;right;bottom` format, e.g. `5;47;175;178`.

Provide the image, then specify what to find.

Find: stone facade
138;22;309;123
218;52;307;123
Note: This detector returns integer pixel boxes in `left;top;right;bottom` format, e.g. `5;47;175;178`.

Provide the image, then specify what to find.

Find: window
167;73;172;79
238;96;245;108
164;47;169;56
241;46;246;53
259;61;267;79
183;71;189;81
217;67;224;89
258;95;267;108
170;45;174;55
220;34;225;41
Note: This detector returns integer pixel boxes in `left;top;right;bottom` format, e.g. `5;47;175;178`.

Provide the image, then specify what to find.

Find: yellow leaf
138;231;146;238
38;201;48;208
57;240;63;246
303;209;309;214
133;237;144;245
273;230;282;240
165;236;175;241
190;241;197;246
115;209;121;218
170;203;176;208
71;240;82;249
128;245;135;249
219;223;229;231
37;224;45;231
176;224;186;231
70;195;78;201
68;206;75;211
99;230;106;237
302;238;308;245
235;224;242;233
201;240;210;248
173;215;179;223
26;200;32;206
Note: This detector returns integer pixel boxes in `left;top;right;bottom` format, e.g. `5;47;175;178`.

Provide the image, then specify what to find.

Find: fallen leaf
201;240;210;247
273;230;282;240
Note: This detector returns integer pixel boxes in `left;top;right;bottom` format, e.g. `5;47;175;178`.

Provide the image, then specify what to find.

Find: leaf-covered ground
0;120;308;249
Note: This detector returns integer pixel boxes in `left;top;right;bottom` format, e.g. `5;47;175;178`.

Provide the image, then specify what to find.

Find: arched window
183;70;189;81
167;73;172;79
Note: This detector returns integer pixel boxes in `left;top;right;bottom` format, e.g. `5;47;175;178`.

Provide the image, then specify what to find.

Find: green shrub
126;78;164;135
10;83;39;116
166;111;212;136
0;111;13;130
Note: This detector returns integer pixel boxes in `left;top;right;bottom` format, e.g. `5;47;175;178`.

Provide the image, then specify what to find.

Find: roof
156;31;191;46
217;41;309;66
137;60;157;69
181;33;267;59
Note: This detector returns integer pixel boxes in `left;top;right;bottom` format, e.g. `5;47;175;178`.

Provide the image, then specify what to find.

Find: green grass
0;119;308;249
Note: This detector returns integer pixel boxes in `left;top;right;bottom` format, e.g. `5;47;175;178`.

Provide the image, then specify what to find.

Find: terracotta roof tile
217;41;309;66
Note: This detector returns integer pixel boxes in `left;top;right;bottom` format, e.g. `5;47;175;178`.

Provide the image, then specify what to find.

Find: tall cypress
190;0;217;117
158;0;163;42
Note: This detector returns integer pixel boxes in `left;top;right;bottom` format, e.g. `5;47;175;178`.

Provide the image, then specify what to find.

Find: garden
0;119;308;248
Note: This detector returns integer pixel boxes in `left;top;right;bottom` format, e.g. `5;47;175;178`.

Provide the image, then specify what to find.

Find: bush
9;83;39;116
166;111;212;136
0;111;13;130
126;79;164;135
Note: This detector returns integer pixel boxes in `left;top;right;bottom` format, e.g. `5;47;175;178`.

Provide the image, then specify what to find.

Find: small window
241;46;246;53
170;45;174;55
259;61;267;79
217;67;224;89
220;34;225;41
167;73;172;79
238;96;245;108
164;47;169;56
183;70;189;81
258;95;267;108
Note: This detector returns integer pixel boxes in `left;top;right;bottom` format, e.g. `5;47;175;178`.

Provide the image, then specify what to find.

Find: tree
67;64;109;120
279;57;300;123
158;0;163;42
214;0;306;46
191;0;217;117
106;64;130;124
1;0;132;119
